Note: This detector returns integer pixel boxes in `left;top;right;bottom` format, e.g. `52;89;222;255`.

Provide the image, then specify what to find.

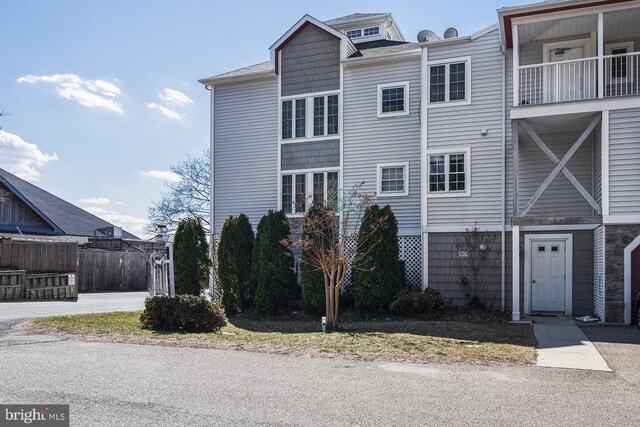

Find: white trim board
510;96;640;119
623;234;640;325
524;233;573;316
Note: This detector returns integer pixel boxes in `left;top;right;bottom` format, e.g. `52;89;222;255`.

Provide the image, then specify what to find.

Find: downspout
501;46;506;312
207;84;216;295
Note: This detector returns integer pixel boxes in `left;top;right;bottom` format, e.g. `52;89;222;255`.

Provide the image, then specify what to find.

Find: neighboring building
200;0;640;323
0;168;138;240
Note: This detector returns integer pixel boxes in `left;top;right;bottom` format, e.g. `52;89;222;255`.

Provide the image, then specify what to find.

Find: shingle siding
426;28;505;227
281;24;341;97
343;57;421;235
281;139;340;170
213;78;278;233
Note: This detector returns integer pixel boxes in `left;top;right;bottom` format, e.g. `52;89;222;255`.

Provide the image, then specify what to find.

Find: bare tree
455;226;500;309
284;183;386;331
147;149;210;234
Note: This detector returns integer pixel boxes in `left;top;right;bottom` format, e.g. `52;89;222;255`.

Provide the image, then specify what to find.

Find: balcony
512;5;640;107
518;51;639;105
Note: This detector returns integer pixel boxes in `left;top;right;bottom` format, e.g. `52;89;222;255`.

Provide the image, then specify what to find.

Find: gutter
198;70;276;86
501;46;507;312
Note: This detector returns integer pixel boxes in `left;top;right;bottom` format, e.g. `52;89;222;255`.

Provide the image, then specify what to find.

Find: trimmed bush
353;205;402;312
140;295;226;332
389;289;445;317
173;218;211;296
252;210;297;314
217;214;254;313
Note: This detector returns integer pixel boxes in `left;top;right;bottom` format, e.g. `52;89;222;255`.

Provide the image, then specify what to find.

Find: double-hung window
283;94;338;140
281;171;339;214
427;149;470;196
428;57;471;106
377;163;409;197
313;94;339;137
377;82;409;117
606;42;634;84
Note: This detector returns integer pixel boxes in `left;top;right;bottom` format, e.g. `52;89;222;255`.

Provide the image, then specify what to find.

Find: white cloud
0;130;58;181
140;170;182;183
114;201;124;206
158;88;193;106
146;102;182;121
84;206;149;239
78;196;110;205
17;73;123;114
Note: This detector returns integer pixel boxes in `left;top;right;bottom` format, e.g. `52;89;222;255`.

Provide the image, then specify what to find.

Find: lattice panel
399;235;422;287
344;235;422;288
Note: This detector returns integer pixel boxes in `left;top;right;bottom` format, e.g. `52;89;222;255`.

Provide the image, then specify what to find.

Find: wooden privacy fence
0;240;77;273
77;249;149;292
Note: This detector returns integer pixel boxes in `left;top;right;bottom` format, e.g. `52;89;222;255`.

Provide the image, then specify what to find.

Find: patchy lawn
27;311;536;366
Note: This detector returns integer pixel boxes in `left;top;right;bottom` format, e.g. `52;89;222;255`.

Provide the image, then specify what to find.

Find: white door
546;46;588;102
531;241;566;313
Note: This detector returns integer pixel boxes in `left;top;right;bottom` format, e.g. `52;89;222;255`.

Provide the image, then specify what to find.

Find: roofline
498;0;637;48
198;69;276;86
342;48;421;66
325;13;392;27
0;174;63;235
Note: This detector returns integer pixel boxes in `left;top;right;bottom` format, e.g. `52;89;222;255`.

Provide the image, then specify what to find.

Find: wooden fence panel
78;249;148;292
0;240;77;273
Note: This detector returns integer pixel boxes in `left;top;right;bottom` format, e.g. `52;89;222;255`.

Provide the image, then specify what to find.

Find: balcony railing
517;51;640;106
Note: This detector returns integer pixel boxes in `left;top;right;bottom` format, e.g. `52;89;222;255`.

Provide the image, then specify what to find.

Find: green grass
29;311;537;366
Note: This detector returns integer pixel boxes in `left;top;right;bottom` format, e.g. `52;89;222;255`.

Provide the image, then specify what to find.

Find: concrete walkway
532;316;611;372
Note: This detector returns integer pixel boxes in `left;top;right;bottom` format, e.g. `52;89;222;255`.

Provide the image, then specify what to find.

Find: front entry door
531;241;566;313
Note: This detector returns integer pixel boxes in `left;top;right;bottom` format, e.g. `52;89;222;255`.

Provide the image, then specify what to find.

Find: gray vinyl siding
281;139;340;171
342;56;421;236
517;131;594;217
608;108;640;216
281;24;340;97
213;78;278;234
426;28;504;227
593;125;602;206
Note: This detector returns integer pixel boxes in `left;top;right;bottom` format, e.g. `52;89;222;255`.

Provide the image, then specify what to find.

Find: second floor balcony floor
506;2;640;108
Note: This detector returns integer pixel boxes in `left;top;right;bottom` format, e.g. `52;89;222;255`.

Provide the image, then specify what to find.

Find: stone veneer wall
604;224;640;323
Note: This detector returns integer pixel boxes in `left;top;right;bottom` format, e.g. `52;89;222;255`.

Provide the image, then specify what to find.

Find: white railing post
513;24;520;107
598;12;604;99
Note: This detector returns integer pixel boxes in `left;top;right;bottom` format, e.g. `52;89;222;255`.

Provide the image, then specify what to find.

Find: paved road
0;292;147;322
0;294;639;426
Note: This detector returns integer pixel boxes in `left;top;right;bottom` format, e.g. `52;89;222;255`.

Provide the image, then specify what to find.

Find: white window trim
426;147;471;198
280;169;340;217
426;56;472;108
280;90;340;143
605;41;635;84
377;81;410;118
345;25;382;41
376;162;409;197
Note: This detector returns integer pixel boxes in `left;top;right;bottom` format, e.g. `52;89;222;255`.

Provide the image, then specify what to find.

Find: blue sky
0;0;526;237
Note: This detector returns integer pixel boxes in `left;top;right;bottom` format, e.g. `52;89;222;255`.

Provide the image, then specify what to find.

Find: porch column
512;225;521;321
598;12;604;99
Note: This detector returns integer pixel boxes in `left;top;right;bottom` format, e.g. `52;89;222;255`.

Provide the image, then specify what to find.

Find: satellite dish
444;27;459;39
417;29;439;43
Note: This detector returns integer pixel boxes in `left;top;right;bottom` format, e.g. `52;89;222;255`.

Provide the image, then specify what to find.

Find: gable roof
324;13;392;27
0;168;138;239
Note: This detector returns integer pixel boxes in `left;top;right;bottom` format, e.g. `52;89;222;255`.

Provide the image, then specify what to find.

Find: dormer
325;13;405;43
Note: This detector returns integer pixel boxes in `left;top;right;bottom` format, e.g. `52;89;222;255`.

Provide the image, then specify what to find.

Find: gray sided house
201;0;640;324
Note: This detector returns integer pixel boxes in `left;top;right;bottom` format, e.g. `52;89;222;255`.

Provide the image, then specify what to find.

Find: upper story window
427;148;470;197
427;57;471;107
283;93;339;141
363;26;380;37
313;95;339;137
281;170;339;214
377;163;409;197
346;26;381;40
377;82;410;118
606;41;634;83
